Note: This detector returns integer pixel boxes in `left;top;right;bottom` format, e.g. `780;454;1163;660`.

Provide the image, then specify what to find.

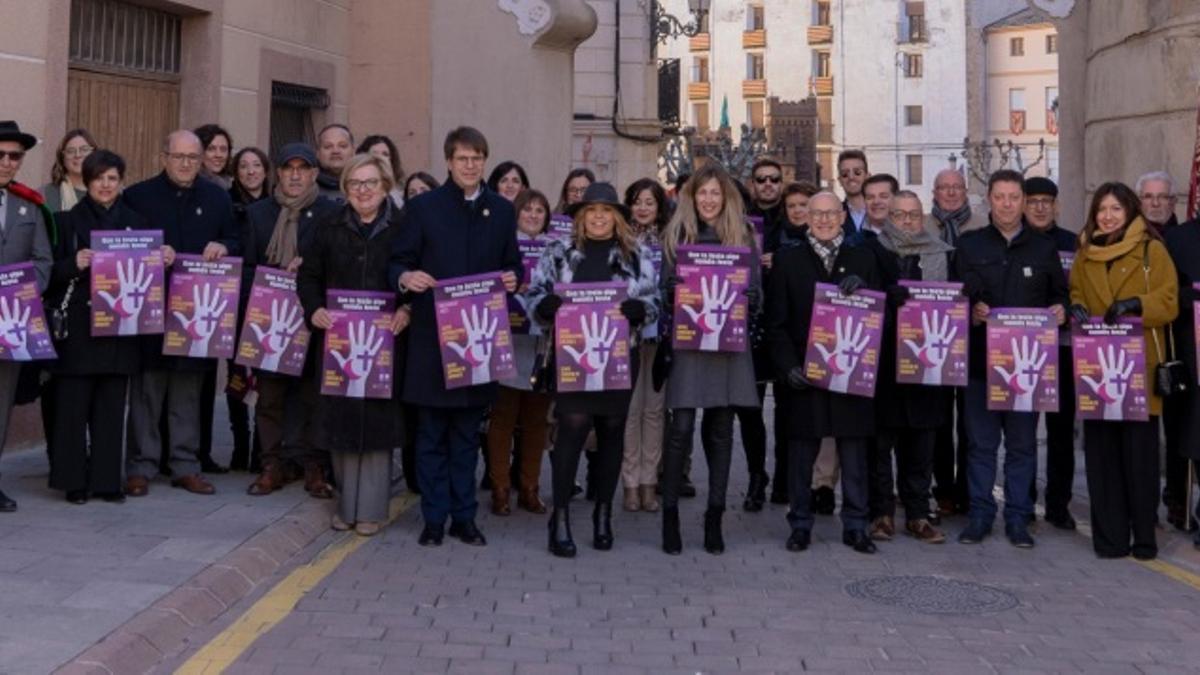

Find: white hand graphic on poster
815;314;870;393
173;283;228;358
250;297;304;372
98;258;153;335
681;274;737;351
993;336;1047;412
563;312;618;391
332;320;384;398
1081;344;1135;421
0;296;32;361
903;309;958;385
447;305;498;385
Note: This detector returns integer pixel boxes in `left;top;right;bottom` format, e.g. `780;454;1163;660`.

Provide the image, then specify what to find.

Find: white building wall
985;23;1060;179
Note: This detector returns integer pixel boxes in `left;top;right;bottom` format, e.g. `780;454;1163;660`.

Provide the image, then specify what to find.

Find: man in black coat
1164;214;1200;540
389;127;521;547
241;143;341;498
954;170;1068;548
122;130;240;496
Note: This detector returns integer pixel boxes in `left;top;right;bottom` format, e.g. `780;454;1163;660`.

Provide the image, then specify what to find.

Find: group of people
0;116;1197;562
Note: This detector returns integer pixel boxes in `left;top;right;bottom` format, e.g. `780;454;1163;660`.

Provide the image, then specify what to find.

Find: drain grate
845;575;1019;615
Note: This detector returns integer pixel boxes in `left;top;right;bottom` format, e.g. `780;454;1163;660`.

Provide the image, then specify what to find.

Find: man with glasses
837;150;869;234
0;121;53;513
929;169;987;246
1137;171;1179;234
122;130;240;497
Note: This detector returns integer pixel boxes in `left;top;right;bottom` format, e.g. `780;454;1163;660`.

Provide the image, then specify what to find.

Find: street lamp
651;0;711;44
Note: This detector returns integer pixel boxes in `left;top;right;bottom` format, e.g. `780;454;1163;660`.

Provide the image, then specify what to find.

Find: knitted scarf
931;202;972;245
876;223;955;282
806;230;844;274
265;181;318;267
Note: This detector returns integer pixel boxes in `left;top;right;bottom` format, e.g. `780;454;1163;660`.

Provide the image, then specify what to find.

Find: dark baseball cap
276;142;317;168
1024;176;1058;198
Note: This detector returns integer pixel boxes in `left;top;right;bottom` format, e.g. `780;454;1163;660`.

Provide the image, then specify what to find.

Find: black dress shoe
842;530;877;554
1044;510;1077;531
448;520;488;546
66;490;89;505
592;502;613;551
96;492;126;504
199;456;229;475
743;472;768;513
662;507;682;555
703;507;725;555
679;475;697;498
0;489;16;513
418;525;444;547
786;529;811;552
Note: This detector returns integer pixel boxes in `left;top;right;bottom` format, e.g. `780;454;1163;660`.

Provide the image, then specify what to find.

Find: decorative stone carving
498;0;553;35
496;0;597;50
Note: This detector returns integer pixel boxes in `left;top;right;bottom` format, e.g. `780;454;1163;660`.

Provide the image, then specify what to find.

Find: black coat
1041;223;1078;253
766;237;880;439
954;223;1069;379
297;202;406;453
123;172;241;372
241;194;341;299
46;197;144;376
388;181;522;408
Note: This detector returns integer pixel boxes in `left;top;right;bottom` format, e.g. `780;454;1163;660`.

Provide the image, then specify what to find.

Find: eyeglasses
889;210;923;222
566;186;588;197
1140;193;1174;204
165;153;201;164
754;174;781;184
935;183;965;193
346;178;382;192
452;155;485;166
1026;197;1055;209
0;150;27;163
810;209;843;222
64;146;94;158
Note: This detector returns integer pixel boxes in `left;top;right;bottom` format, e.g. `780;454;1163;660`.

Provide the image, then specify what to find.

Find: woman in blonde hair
40;129;97;213
526;182;659;557
659;164;762;555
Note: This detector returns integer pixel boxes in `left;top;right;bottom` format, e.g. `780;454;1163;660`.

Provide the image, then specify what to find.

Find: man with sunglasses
0;121;53;513
837;150;870;234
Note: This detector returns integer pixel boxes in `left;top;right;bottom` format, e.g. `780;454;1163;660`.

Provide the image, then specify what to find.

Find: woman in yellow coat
1068;182;1178;560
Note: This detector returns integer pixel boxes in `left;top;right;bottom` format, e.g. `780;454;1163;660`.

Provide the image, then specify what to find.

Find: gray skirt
664;348;760;410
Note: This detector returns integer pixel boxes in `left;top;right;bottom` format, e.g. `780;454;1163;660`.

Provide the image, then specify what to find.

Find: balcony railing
742;29;766;49
689;33;710;51
812;76;833;96
742;79;767;98
688;82;711;100
807;24;833;44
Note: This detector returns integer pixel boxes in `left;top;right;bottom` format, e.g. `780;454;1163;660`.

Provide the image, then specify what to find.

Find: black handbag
1142;241;1188;397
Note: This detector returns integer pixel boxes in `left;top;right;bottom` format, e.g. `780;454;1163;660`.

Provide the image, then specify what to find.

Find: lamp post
651;0;711;44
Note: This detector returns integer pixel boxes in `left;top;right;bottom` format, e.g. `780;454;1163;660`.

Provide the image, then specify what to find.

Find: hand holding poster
321;290;395;399
548;214;574;242
163;255;242;359
0;263;55;361
1072;318;1148;421
555;282;631;392
509;239;546;335
235;267;311;375
434;272;516;389
896;280;968;387
803;283;885;397
986;308;1059;412
90;230;164;336
672;244;752;352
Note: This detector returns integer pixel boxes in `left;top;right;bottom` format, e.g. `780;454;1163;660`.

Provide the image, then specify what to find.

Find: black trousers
735;384;768;479
933;388;969;506
49;375;127;494
771;385;789;496
1032;347;1076;513
551;412;624;509
870;428;936;521
662;407;734;510
1083;418;1159;558
1162;395;1189;509
787;436;869;533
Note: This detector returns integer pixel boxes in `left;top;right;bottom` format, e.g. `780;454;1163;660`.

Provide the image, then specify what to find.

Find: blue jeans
963;378;1038;527
415;405;487;527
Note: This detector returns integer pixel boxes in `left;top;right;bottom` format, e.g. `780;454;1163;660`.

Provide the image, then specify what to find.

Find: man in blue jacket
390;127;521;546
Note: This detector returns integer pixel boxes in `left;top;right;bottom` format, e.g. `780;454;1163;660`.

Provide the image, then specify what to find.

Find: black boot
548;507;576;558
743;472;768;512
704;507;725;555
662;506;682;555
592;502;613;550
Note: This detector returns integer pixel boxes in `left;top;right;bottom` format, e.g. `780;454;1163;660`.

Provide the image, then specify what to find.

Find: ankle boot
662;506;682;555
743;473;768;512
547;507;576;558
593;502;613;550
704;506;725;555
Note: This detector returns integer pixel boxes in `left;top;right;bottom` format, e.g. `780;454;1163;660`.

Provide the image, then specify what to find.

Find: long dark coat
297;202;406;453
1165;218;1200;459
387;181;522;408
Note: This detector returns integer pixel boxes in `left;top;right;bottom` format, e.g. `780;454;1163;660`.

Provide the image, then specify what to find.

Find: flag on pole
1188;93;1200;220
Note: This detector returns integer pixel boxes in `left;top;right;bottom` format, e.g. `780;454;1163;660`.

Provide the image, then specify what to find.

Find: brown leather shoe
517;487;546;514
491;487;511;516
936;498;956;517
303;464;334;500
171;474;216;495
869;515;895;541
125;475;149;497
247;464;284;496
639;485;660;513
622;487;641;512
905;518;947;544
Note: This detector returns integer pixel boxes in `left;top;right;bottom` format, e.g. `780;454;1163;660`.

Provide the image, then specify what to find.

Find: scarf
806;230;844;274
59;181;81;211
266;181;319;267
877;223;955;282
931;202;972;245
1082;216;1148;263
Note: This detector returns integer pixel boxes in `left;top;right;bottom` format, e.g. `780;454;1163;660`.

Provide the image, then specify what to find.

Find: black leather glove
535;294;563;322
786;366;810;390
1103;297;1142;325
619;298;647;326
1069;303;1091;325
886;285;911;308
838;274;865;296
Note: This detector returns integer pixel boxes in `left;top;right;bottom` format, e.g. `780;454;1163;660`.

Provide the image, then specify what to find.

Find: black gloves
535;294;563;321
838;274;865;296
1069;303;1090;325
786;366;810;390
619;298;647;326
886;285;911;308
1104;297;1142;325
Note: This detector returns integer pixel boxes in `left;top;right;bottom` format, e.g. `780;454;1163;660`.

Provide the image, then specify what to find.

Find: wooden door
67;68;180;183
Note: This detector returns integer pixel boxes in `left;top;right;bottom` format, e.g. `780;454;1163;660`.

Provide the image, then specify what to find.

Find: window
903;53;923;78
1009;88;1026;113
905;155;923;186
747;4;765;31
69;0;182;76
904;2;926;42
1010;37;1025;56
904;105;923;126
815;1;831;26
692;56;709;83
747;100;765;130
1046;34;1058;54
746;53;765;80
815;51;832;78
693;102;710;133
270;82;330;158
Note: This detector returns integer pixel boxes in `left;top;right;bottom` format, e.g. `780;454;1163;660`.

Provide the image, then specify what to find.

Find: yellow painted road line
176;494;416;675
1074;519;1200;593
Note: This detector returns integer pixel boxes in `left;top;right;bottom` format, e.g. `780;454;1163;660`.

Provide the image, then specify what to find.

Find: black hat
0;121;37;150
565;182;631;221
275;142;318;168
1024;176;1058;198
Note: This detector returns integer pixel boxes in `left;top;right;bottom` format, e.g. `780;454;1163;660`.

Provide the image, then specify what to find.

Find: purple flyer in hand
802;283;885;398
90;230;164;336
672;244;752;352
321;290;395;399
985;308;1059;412
1072;318;1148;422
163;255;242;359
434;272;517;389
0;262;55;361
747;216;764;256
555;282;631;392
509;239;546;336
896;280;968;387
235;267;311;376
548;214;574;242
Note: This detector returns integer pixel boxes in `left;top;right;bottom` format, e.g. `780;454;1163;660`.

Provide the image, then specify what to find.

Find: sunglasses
0;150;26;162
754;175;781;184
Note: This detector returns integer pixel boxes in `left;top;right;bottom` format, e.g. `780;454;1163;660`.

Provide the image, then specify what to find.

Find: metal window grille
269;82;330;159
658;59;681;128
69;0;181;76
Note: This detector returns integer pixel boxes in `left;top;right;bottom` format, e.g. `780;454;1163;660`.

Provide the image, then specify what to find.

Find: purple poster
90;230;164;336
1059;251;1075;284
1071;318;1149;421
0;263;55;361
803;283;885;397
163;255;242;359
235;267;311;376
321;290;395;399
672;244;752;352
509;239;546;335
548;214;574;242
896;280;968;387
433;272;517;389
555;282;631;392
986;308;1059;412
747;216;765;255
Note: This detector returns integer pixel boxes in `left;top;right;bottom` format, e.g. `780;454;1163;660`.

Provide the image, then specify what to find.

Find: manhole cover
845;576;1019;615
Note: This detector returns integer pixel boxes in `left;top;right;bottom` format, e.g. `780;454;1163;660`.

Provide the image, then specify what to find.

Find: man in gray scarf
929;169;987;247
